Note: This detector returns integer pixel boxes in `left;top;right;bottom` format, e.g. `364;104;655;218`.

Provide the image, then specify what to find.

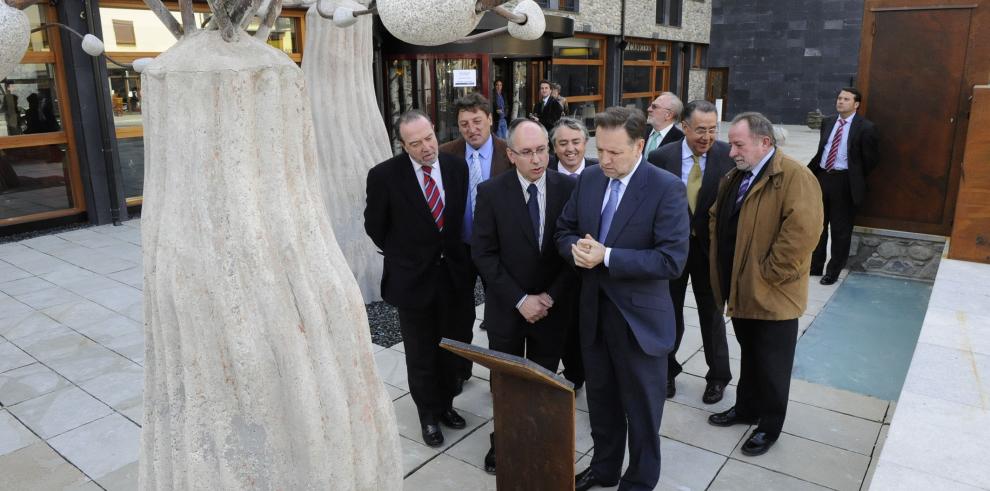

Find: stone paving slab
0;216;895;490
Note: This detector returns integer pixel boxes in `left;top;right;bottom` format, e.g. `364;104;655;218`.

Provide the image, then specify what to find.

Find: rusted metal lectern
440;338;575;491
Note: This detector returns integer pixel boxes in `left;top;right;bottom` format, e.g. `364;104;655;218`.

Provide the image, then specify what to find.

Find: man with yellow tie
647;100;735;403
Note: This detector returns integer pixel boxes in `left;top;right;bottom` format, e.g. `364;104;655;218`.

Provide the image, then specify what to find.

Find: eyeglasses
649;104;672;112
509;146;549;158
688;127;718;136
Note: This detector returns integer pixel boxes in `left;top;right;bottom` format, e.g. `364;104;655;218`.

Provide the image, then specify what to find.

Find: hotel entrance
378;12;572;149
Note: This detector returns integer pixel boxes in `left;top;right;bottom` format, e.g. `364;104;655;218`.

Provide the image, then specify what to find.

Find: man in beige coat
706;112;823;457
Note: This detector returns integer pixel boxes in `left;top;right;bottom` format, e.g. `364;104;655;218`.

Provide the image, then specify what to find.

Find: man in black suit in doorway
808;87;879;285
472;117;577;475
647;99;734;403
531;80;564;132
364;110;475;448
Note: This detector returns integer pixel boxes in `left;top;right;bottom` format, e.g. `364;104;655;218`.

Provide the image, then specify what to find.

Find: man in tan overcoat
706;112;824;457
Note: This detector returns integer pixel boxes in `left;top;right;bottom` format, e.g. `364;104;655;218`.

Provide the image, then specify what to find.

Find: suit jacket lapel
584;171;609;242
398;158;440;229
604;158;648;244
696;144;725;218
438;154;464;232
665;144;683;177
847;114;862;155
543;173;567;253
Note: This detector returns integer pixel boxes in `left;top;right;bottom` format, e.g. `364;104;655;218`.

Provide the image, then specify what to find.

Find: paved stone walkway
0;125;895;490
0;218;893;490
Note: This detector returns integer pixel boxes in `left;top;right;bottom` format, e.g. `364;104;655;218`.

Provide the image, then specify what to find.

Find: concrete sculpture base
303;0;389;302
139;30;401;490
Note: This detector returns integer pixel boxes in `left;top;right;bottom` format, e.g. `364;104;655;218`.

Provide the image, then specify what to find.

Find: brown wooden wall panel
949;86;990;263
856;0;990;235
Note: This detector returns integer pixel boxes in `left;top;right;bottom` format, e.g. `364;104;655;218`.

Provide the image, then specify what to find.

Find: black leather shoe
702;382;726;404
422;424;444;447
708;407;759;427
741;431;777;456
575;467;618;491
484;432;495;474
439;408;466;429
820;275;838;285
666;376;676;398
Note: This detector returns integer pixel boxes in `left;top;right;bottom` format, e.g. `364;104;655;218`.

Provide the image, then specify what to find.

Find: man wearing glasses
648;100;735;404
644;92;684;155
471;118;577;474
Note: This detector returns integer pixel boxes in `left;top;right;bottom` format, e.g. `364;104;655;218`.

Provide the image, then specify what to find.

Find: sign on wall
453;69;477;87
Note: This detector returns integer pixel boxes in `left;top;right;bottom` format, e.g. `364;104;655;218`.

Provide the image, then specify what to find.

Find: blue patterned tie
527;183;541;248
736;171;754;208
463;151;483;241
599;179;622;242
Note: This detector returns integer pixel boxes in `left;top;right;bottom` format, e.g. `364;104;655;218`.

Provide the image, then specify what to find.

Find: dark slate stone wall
709;0;865;124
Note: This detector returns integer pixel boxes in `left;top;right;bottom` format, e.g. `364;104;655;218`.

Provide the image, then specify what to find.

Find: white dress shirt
601;156;643;267
411;157;444;203
821;114;854;171
557;159;586;177
647;123;675;146
515;170;548;308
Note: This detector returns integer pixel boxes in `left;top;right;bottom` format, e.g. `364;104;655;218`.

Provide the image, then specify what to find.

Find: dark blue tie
527;183;541;247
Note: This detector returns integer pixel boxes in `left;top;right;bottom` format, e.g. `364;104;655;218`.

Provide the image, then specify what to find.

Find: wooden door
856;0;989;235
706;67;729;120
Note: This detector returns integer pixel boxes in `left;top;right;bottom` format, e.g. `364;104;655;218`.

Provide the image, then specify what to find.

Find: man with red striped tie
808;88;879;285
365;110;475;448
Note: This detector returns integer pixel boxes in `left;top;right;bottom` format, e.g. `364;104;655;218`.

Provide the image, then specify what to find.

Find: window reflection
99;7;301;56
25;4;52;52
117;136;145;199
108;66;142;128
435;59;479;144
0;144;72;219
1;64;62;137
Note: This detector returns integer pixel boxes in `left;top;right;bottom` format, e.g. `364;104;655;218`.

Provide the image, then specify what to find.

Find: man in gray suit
648;100;734;403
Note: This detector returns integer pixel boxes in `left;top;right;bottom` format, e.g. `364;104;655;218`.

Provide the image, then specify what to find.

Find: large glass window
98;2;307;204
1;4;82;227
551;34;606;130
621;39;672;110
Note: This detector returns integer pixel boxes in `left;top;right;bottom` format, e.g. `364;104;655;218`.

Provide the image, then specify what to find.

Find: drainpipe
616;0;627;94
83;0;123;225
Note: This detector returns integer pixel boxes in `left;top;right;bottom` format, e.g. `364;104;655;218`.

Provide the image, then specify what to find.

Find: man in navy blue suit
556;107;690;491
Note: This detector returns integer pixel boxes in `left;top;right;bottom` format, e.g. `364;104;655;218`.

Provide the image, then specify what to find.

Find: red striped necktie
422;165;445;231
824;119;847;171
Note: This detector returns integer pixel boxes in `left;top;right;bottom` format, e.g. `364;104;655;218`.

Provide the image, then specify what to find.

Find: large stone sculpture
302;0;389;302
137;1;401;489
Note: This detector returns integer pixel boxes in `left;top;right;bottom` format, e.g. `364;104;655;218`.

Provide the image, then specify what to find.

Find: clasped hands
518;293;554;324
571;234;606;269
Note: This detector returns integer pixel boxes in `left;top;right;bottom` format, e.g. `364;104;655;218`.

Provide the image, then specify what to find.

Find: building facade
1;0;713;233
707;0;865;124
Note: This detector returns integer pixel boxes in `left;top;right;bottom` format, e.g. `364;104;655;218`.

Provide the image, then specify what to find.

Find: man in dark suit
530;80;563;132
439;92;515;382
643;92;684;155
808;87;879;285
364;110;475;448
547;116;597;389
472;118;577;474
557;107;689;491
647;100;734;403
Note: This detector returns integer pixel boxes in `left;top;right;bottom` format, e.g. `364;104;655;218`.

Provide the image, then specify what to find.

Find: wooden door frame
856;0;989;235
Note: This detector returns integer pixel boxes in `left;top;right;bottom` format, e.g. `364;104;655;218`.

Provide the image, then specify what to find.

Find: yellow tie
687;154;702;214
